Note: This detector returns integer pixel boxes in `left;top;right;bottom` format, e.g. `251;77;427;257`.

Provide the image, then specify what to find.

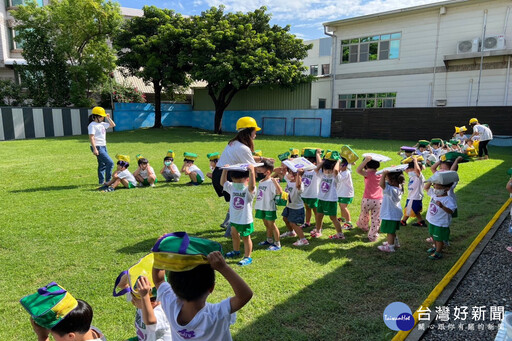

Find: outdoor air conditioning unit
457;38;480;54
435;99;447;107
482;35;506;51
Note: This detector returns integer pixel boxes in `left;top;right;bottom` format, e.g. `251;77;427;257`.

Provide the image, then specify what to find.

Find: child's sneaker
102;186;115;192
150;183;156;188
426;247;436;254
328;233;345;240
428;252;443;260
292;238;309;246
412;220;426;227
238;257;253;266
280;231;297;238
300;222;311;229
225;251;241;258
425;237;434;243
310;229;322;238
337;217;346;223
267;245;282;251
258;240;273;246
383;240;400;248
400;220;407;226
342;222;353;230
97;184;108;191
377;244;395;252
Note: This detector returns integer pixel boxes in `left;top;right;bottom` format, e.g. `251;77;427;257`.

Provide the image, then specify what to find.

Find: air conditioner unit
457;38;480;54
482;35;506;51
435;99;447;106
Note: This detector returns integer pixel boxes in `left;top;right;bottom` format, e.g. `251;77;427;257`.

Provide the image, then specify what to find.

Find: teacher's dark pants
212;167;232;202
478;140;490;157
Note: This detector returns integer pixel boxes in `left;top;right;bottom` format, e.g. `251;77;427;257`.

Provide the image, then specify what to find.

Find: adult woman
212;116;267;227
469;118;493;160
88;106;116;185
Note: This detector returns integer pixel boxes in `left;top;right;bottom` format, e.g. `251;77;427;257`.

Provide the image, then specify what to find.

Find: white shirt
90;327;106;341
139;165;155;179
317;170;340;202
117;169;137;186
284;178;304;210
380;183;403;221
163;164;181;178
157;282;236;341
189;165;204;180
255;178;277;211
88;122;110;146
473;124;493;141
336;169;354;198
223;182;255;224
135;305;172;341
218;141;254;167
406;171;424;200
301;170;320;199
426;188;457;227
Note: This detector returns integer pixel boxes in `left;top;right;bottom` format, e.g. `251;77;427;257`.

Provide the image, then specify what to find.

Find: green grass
1;127;510;340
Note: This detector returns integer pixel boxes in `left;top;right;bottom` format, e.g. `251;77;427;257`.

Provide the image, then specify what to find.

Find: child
206;152;220;179
453;126;468;145
254;159;283;251
416;140;432;163
221;165;256;266
152;251;253;340
126;277;172;341
337;157;355;229
160;150;181;182
181;152;204;186
462;139;478;157
313;151;345;240
88;106;115;186
430;139;444;160
424;179;457;260
101;155;137;192
356;155;383;242
133;155;157;187
300;148;322;229
377;169;405;252
279;168;307;246
401;157;426;227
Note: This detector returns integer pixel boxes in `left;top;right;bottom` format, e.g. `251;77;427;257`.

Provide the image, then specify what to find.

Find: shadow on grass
234;150;512;341
9;185;79;193
116;238;156;254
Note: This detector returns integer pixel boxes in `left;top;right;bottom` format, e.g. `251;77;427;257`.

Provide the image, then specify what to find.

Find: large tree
186;6;313;133
115;6;191;128
12;0;122;107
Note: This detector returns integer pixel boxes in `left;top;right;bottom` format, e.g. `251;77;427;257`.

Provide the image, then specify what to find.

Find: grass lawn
1;127;510;340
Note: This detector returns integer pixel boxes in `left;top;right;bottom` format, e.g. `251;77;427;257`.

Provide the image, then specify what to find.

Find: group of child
97;150;220;192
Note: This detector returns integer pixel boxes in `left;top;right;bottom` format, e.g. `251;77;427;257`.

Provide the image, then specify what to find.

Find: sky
116;0;443;40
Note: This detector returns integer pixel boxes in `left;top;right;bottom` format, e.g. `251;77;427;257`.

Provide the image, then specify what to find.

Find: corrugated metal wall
193;83;311;111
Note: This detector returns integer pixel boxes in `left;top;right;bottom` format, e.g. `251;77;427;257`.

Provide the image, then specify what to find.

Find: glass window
341;46;349;64
380;34;391;40
359;43;369;62
310;65;318;76
349;45;358;63
389;40;400;59
318;98;326;109
361;37;371;43
321;64;330;75
391;32;402;39
339;92;396;109
350;38;359;44
379;41;389;60
339;31;400;64
369;42;378;61
10;0;43;6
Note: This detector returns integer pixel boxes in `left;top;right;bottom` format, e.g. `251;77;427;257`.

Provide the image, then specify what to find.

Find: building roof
323;0;472;28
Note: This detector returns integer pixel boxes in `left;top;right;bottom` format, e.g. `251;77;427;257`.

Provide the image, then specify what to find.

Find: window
341;32;401;64
310;65;318;76
338;92;396;109
318;98;326;109
321;64;330;75
8;28;24;50
7;0;43;7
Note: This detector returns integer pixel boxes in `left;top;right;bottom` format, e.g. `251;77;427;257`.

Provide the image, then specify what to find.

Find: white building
322;0;512;109
302;37;333;109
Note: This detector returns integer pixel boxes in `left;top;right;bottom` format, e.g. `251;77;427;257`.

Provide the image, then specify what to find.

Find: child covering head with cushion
356;155;383;242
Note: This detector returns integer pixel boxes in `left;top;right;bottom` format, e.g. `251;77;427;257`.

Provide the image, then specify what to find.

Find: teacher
469;117;493;160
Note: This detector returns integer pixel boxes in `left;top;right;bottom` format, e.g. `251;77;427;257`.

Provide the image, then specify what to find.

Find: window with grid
7;0;43;6
8;28;24;50
341;33;401;64
321;64;330;75
338;93;396;109
310;65;318;76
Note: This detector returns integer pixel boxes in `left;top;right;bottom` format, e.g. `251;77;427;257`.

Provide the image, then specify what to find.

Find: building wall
329;0;512;108
303;37;333;108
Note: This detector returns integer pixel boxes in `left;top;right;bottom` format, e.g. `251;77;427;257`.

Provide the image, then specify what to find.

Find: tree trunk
153;81;163;128
214;106;224;134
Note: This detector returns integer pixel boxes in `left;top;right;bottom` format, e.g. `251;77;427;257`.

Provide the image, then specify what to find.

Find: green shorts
142;178;158;186
302;197;319;209
230;222;254;237
338;197;354;204
317;200;338;216
428;223;450;242
380;219;400;234
255;209;277;221
127;182;136;189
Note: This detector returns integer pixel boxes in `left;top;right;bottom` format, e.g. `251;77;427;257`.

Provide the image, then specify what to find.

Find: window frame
338;92;397;109
340;32;401;64
310;65;319;76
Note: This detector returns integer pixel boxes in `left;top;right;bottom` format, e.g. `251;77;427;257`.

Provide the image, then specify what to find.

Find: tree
186;6;313;133
12;0;122;107
114;6;191;128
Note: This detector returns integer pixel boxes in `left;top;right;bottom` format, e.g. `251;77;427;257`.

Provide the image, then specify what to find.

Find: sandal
426;247;436;254
507;246;512;253
400;220;407;226
429;252;443;260
329;233;345;240
342;222;353;230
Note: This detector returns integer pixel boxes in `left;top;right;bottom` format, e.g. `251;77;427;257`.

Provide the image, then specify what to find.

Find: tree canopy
12;0;122;107
114;6;191;128
186;6;313;133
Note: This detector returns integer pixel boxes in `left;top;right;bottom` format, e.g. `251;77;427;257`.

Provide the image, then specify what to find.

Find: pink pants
357;198;382;241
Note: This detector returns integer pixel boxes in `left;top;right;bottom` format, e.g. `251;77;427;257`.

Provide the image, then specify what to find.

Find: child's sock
274;241;281;247
267;237;273;244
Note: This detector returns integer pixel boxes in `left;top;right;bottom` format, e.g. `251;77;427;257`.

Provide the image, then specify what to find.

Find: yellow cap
116;154;130;163
91;106;106;117
469;118;478;125
236;117;261;132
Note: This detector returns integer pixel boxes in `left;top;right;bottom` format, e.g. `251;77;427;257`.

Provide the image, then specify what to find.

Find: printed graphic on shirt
302;174;312;187
233;195;245;210
178;328;195;339
429;202;439;215
257;189;264;201
320;178;333;193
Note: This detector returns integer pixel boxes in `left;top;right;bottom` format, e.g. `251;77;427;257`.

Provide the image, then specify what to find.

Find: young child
453;126;468;145
356;155;383;242
160;150;181;182
377;169;405;252
279;168;307;246
101;154;137;192
313;151;345;240
221;165;256;266
300;148;322;229
254;159;283;251
462;139;478;157
133;155;157;187
206;152;220;179
152;251;253;340
125;277;172;341
181;152;204;186
424;177;457;260
337;157;355;229
430;139;444;160
401;157;426;227
416;140;432;161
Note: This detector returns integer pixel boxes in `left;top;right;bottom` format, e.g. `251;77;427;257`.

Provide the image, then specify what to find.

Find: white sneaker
293;238;309;246
280;231;297;238
378;244;395;252
150;183;156;188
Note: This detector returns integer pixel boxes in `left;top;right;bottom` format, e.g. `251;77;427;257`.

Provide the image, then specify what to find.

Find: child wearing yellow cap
160;150;181;182
100;155;137;192
181;153;204;186
133;155;157;187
